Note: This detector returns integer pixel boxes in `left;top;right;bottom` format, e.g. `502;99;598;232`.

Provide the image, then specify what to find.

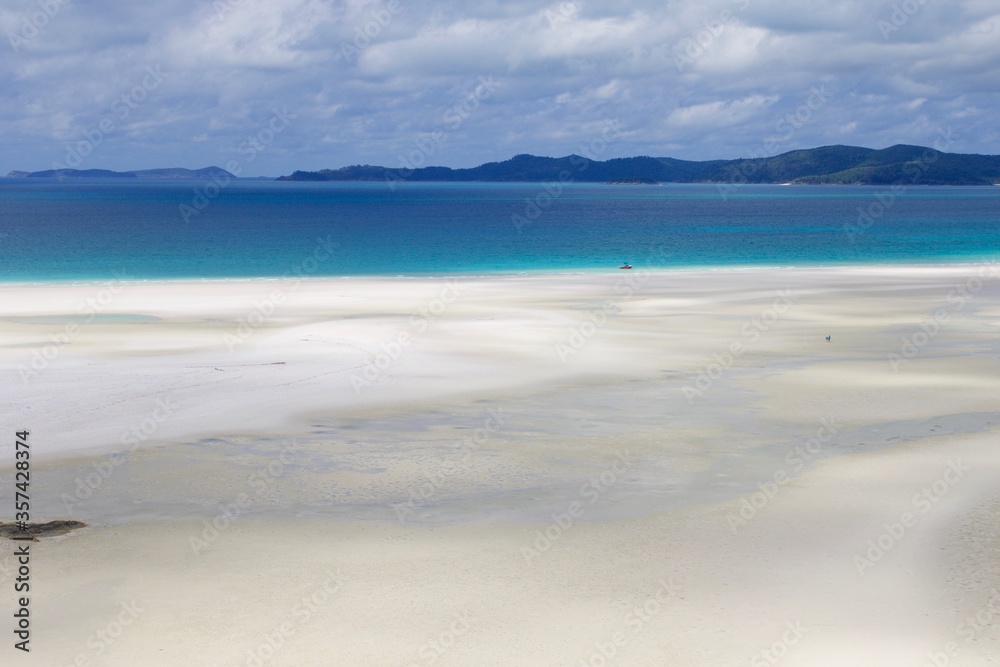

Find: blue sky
2;0;998;176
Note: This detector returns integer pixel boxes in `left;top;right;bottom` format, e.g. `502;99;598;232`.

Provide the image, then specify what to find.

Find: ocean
1;179;998;282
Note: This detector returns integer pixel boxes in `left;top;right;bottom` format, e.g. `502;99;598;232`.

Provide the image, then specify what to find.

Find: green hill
702;145;1000;186
277;144;1000;186
8;166;236;179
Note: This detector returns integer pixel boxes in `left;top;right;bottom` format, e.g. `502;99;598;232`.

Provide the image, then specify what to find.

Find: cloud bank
2;0;997;175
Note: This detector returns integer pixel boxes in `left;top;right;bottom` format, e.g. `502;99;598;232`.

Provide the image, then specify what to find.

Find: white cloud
0;0;998;175
667;94;780;128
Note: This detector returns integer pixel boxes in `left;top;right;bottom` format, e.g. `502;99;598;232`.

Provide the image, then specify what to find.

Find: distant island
277;145;1000;186
6;167;235;179
607;177;658;185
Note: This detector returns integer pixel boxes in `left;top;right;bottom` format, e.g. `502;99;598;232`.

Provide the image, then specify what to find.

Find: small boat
619;263;632;270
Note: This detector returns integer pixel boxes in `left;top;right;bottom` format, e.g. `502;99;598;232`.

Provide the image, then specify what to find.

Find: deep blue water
0;179;998;282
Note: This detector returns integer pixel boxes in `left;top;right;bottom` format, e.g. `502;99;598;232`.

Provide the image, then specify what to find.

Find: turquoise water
0;179;998;282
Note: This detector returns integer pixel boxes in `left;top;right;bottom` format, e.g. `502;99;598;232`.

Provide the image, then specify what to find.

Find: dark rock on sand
0;521;87;540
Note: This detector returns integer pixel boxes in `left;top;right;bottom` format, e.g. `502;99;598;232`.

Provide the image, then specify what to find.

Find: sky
2;0;998;177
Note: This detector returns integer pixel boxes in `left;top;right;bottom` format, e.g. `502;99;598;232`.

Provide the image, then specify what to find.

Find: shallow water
2;180;999;282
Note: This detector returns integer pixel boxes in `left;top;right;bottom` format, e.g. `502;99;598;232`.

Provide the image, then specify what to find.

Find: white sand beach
2;264;1000;666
